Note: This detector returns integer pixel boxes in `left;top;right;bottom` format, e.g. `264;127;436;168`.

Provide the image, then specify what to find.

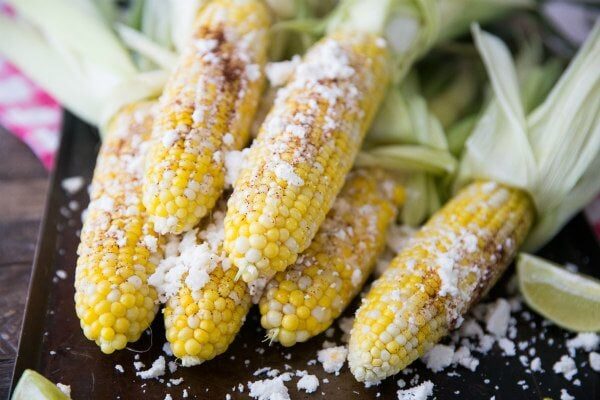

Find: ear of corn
75;102;162;354
143;0;270;234
259;168;404;346
224;32;392;284
348;181;534;383
152;207;251;366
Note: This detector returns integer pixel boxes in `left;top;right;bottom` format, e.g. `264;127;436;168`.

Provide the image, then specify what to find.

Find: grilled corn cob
75;102;162;354
143;0;270;234
150;207;251;365
224;32;391;284
349;181;534;383
259;169;404;346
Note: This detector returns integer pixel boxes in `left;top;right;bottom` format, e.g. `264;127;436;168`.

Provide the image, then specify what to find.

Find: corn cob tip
149;206;252;364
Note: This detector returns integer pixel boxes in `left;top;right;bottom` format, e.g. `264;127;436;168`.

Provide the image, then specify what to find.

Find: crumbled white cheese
164;395;173;400
297;374;319;393
453;346;479;371
115;364;124;373
421;345;454;372
317;345;348;374
168;361;178;374
560;389;574;400
149;213;225;302
589;352;600;372
56;270;67;280
162;342;173;356
272;161;304;186
265;55;301;87
436;254;459;297
56;383;71;398
553;355;577;381
61;176;85;195
248;373;291;400
485;299;511;337
224;149;250;188
396;380;434;400
566;332;599;355
133;361;145;370
161;130;179;148
459;319;484;338
136;356;166;379
530;357;542;372
351;269;362;287
498;338;516;356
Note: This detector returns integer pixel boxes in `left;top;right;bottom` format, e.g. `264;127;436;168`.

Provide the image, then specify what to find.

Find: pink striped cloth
0;58;599;239
0;58;61;170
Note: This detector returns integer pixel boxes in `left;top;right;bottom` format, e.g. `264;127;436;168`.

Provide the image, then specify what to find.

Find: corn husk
457;23;600;250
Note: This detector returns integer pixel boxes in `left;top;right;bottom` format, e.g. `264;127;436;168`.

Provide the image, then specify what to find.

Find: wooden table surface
0;127;49;398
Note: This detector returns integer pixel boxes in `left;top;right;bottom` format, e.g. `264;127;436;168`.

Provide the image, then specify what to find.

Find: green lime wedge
11;370;70;400
517;253;600;332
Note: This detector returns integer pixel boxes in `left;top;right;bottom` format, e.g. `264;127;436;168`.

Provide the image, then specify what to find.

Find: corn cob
150;207;251;366
348;181;534;383
259;169;404;346
142;0;270;234
75;102;162;354
224;32;392;284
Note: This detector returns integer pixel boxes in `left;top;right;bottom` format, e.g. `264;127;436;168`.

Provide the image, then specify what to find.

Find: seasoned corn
74;102;162;354
151;207;251;365
143;0;270;234
349;181;534;383
224;32;391;284
259;169;404;346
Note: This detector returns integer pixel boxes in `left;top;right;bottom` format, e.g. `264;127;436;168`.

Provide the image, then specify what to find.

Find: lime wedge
517;253;600;332
11;370;70;400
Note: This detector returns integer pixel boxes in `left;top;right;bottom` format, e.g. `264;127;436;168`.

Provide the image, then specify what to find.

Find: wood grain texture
0;128;49;398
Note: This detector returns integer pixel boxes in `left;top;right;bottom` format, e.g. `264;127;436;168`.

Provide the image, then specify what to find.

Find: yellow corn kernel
260;169;404;346
74;101;162;354
348;181;534;383
225;32;392;284
143;0;270;234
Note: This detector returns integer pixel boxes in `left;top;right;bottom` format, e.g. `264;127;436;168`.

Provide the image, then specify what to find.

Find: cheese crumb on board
566;333;599;355
553;355;577;381
318;345;348;374
248;373;291;400
61;176;85;195
297;374;319;393
485;299;510;337
136;356;166;380
560;389;574;400
421;345;454;372
589;352;600;372
396;380;434;400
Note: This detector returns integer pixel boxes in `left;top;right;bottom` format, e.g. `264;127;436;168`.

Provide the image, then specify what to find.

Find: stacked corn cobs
74;0;395;362
74;0;541;386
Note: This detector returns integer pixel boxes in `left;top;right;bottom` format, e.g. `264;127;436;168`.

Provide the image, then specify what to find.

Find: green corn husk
0;0;166;131
456;23;600;250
